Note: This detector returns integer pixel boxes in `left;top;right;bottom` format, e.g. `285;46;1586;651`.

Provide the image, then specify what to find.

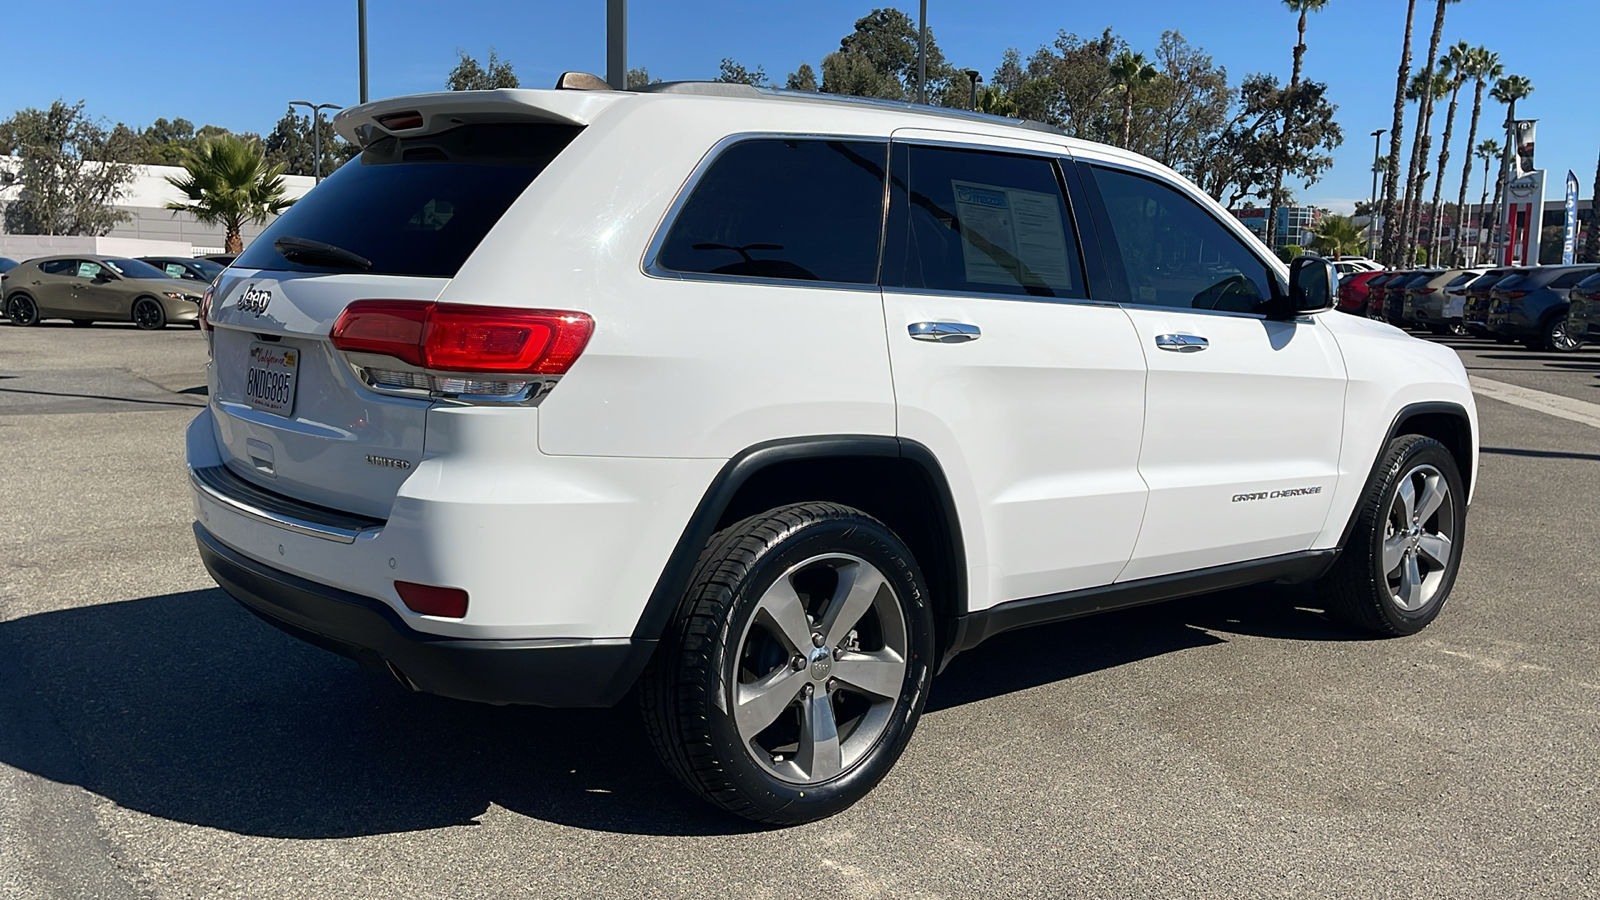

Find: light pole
916;0;927;104
964;69;981;111
357;0;368;103
289;101;343;182
1368;128;1384;257
607;0;627;90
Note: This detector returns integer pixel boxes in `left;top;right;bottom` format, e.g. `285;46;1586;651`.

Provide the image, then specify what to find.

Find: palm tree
1474;138;1501;258
1379;0;1418;267
1402;71;1449;262
1108;50;1158;149
1483;74;1534;265
1267;0;1332;251
1308;213;1368;258
1425;42;1470;264
1398;0;1460;264
166;135;294;253
1452;48;1502;263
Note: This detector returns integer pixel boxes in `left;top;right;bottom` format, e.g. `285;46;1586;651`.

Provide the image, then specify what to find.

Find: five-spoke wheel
1380;464;1455;612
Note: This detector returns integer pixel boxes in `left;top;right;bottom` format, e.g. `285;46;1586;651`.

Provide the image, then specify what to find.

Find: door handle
909;321;981;343
1154;333;1208;352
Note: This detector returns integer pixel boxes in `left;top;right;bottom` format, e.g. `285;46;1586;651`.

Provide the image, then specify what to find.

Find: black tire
6;293;39;326
72;319;94;327
1540;314;1583;353
132;297;166;330
1316;435;1466;636
640;502;935;826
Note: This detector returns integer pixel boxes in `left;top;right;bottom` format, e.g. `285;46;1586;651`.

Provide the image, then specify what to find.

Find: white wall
0;234;197;262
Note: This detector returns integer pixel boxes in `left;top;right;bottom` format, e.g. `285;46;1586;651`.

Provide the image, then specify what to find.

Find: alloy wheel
133;299;164;330
1381;464;1456;612
8;295;38;326
1548;318;1580;352
732;552;908;785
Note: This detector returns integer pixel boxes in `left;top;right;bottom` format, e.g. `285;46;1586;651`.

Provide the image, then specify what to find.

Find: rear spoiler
333;85;627;146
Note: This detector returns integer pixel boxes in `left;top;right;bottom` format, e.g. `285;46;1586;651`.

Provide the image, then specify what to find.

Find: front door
1079;162;1347;581
881;139;1149;610
65;260;121;319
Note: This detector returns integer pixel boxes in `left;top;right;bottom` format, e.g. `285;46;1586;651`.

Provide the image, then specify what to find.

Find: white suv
188;80;1478;825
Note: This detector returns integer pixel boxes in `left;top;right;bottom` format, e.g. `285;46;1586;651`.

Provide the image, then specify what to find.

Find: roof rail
627;80;1066;136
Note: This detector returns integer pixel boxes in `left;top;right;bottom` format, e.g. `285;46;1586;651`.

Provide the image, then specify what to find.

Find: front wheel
1316;435;1465;636
132;297;166;330
641;502;935;825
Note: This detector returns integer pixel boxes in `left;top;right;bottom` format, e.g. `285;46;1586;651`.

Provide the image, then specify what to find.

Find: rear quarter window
236;123;582;278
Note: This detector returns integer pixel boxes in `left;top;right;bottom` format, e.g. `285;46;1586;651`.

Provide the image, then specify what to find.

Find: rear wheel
132;297;166;330
641;502;935;825
1541;315;1583;353
1316;435;1465;636
6;294;39;326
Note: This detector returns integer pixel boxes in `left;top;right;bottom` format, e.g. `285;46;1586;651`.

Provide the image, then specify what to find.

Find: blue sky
3;0;1597;212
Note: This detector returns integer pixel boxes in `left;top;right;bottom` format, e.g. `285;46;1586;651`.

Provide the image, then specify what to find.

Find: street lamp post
964;69;981;111
1368;128;1384;257
916;0;927;104
357;0;368;103
289;101;344;182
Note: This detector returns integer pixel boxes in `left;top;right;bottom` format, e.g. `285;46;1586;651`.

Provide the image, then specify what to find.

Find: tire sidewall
133;297;165;330
704;513;935;822
8;294;38;326
1363;441;1466;633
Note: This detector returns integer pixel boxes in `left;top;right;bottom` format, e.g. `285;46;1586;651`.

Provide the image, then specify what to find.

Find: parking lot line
1470;376;1600;429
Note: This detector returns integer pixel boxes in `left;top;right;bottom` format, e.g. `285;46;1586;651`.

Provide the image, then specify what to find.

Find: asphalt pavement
1;319;1596;899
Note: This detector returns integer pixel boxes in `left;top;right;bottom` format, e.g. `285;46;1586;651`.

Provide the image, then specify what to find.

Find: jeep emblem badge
238;284;273;315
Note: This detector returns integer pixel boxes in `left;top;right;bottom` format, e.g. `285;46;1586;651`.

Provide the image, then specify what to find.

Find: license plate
245;342;299;417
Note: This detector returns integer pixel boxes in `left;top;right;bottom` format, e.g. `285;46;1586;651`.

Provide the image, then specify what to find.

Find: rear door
208;121;584;519
28;260;77;314
880;136;1149;607
1077;161;1346;580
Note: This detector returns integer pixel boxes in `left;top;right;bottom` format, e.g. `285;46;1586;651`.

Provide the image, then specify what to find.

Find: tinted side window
882;144;1083;298
1090;166;1276;313
39;259;76;275
1551;269;1596;289
657;139;887;285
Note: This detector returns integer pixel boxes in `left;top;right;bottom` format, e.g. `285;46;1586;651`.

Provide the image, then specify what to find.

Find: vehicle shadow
0;582;1356;840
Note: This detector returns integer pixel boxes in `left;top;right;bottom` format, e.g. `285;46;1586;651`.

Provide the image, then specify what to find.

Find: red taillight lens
377;111;424;130
1504;291;1528;299
394;581;468;618
331;300;594;374
330;300;430;366
1414;287;1436;295
199;285;214;331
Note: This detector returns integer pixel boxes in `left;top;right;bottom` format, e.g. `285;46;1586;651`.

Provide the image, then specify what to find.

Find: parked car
1462;267;1523;339
1410;268;1485;335
1336;269;1384;314
1485;263;1600;351
0;257;19;274
1388;271;1441;327
2;255;204;328
1361;271;1405;319
139;256;226;285
1436;268;1487;335
1331;257;1383;276
188;81;1478;825
201;254;236;267
1564;272;1600;343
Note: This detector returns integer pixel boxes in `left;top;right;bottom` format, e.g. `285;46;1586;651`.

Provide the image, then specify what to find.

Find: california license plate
245;342;299;417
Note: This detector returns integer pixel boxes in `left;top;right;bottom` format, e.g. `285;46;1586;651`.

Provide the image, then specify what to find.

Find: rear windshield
1469;271;1511;291
235;123;582;278
1445;273;1478;288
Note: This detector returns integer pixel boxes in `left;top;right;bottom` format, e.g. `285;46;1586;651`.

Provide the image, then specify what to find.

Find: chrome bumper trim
190;464;384;544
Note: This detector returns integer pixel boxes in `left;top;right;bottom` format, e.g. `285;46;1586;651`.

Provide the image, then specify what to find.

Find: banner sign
1502;169;1545;266
1563;170;1579;265
1514;120;1537;175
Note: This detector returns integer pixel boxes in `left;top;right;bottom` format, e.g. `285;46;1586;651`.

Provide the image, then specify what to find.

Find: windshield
235;122;583;278
189;259;225;280
103;258;170;279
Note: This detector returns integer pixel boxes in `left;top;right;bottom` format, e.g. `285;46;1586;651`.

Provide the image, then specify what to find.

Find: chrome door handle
909;321;981;343
1154;333;1208;352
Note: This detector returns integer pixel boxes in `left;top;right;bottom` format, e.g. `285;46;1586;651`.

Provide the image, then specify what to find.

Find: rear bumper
195;523;652;706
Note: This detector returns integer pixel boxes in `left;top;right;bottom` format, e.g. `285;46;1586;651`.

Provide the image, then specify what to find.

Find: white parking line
1470;376;1600;430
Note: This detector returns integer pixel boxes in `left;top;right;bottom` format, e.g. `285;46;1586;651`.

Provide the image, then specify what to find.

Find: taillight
376;111;424;130
330;300;594;401
199;285;214;332
394;581;468;618
1414;287;1436;295
1504;291;1528;300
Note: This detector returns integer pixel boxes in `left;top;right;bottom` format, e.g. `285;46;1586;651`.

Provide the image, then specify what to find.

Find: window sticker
951;180;1072;290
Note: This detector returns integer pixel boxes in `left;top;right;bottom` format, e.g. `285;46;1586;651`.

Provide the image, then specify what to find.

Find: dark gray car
1486;264;1600;352
1;255;204;329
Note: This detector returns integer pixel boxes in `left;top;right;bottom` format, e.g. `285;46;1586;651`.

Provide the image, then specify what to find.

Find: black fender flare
1335;400;1476;552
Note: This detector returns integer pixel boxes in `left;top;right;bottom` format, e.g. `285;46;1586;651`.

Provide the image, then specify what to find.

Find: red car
1336;270;1385;314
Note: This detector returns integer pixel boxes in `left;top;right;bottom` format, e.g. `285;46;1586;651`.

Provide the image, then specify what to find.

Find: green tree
819;9;963;105
1191;74;1342;215
625;67;661;89
1309;213;1368;257
1267;0;1331;256
715;58;767;86
785;63;818;92
1144;31;1231;171
1108;50;1158;149
1379;0;1418;266
1473;138;1500;257
973;84;1018;117
446;48;519;91
1;100;134;236
1483;74;1533;263
1451;48;1502;263
263;107;350;178
1277;243;1306;262
164;135;293;253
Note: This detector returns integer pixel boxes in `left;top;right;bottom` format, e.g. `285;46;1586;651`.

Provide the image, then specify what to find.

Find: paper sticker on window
951;180;1073;291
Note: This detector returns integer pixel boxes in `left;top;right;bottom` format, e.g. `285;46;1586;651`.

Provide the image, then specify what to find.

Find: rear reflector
394;581;469;618
331;301;593;375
